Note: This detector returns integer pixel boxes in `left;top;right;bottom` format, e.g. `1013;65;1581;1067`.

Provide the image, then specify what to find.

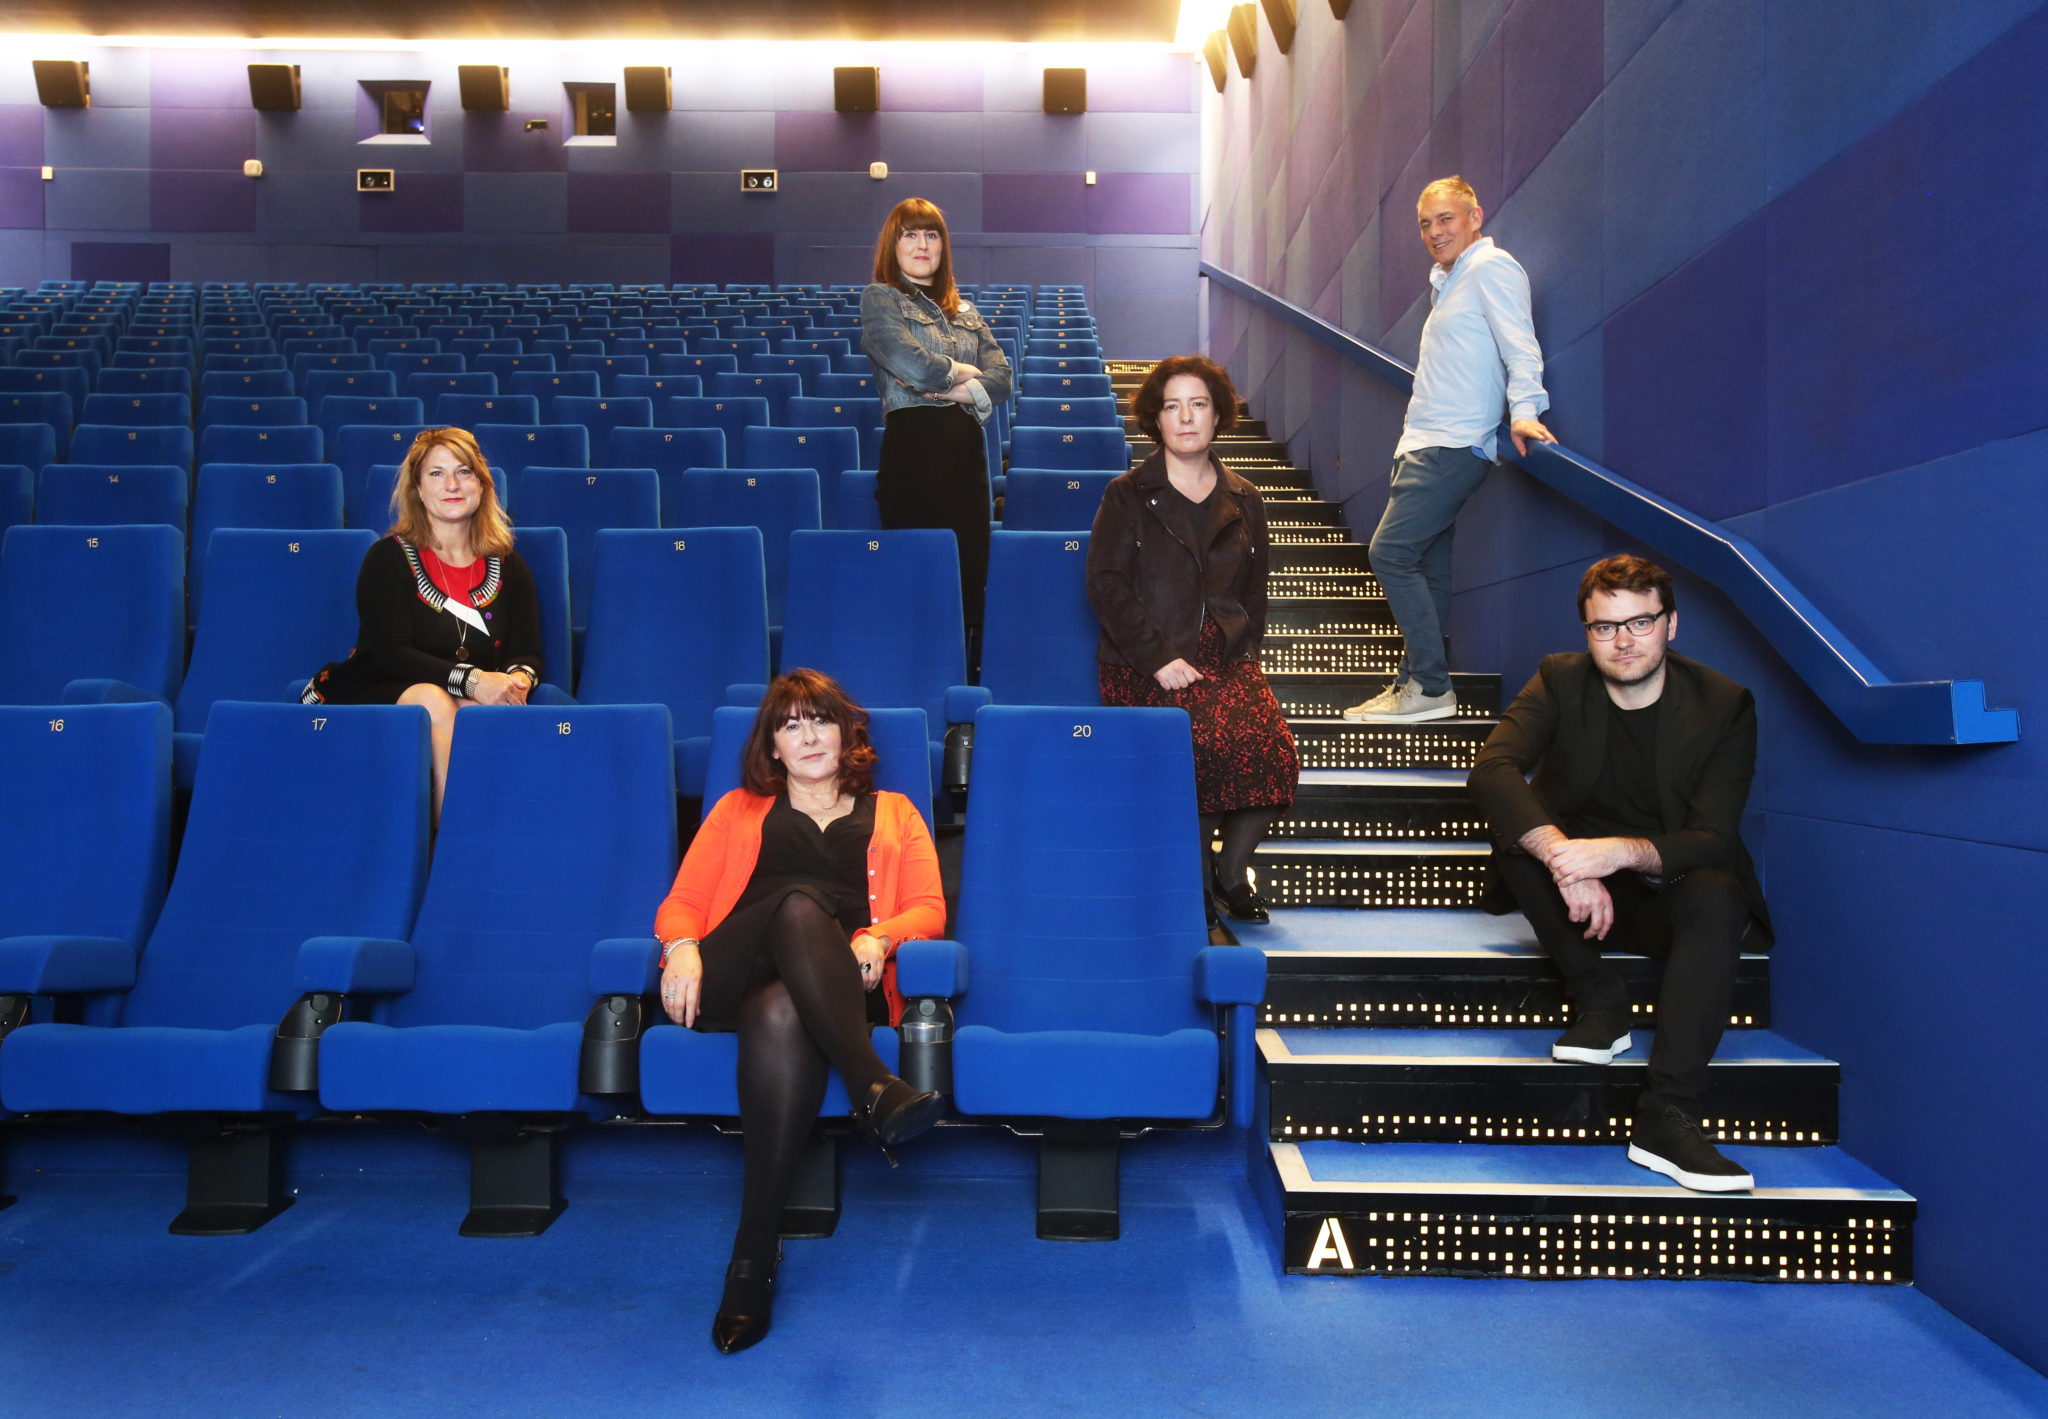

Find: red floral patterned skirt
1098;614;1300;815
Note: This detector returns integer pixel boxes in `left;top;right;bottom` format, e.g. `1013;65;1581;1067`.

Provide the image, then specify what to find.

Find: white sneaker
1347;681;1458;723
1340;682;1405;720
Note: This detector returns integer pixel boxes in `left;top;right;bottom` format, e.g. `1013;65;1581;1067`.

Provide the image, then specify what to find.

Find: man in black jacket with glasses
1467;554;1771;1192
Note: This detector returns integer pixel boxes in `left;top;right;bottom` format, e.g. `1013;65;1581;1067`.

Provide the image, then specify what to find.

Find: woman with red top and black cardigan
653;669;945;1354
305;427;541;825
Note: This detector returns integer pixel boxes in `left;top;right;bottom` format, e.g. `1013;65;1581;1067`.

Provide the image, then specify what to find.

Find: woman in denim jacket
860;198;1012;627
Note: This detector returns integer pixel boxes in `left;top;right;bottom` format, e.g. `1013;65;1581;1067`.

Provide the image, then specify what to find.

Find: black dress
692;793;886;1032
877;403;990;628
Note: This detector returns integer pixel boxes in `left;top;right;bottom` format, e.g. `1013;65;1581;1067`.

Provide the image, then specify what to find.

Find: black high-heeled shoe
1218;882;1271;924
856;1076;944;1155
712;1251;779;1354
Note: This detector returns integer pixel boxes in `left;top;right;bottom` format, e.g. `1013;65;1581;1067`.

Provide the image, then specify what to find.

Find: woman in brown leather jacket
1086;355;1299;924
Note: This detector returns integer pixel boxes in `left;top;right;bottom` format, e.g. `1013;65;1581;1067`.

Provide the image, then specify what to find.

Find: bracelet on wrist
658;937;699;969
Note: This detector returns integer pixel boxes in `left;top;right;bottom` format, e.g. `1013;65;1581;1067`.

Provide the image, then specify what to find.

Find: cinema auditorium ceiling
7;0;1183;42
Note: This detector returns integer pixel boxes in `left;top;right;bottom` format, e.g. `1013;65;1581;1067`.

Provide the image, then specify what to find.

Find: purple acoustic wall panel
1086;173;1191;235
670;233;774;287
464;112;566;173
0;107;41;166
1073;52;1195;113
982;173;1086;234
774;111;882;171
1501;0;1604;198
71;241;172;284
1375;1;1432;205
465;173;568;233
151;108;255;171
359;178;463;234
0;167;44;229
1429;26;1503;212
150;49;259;108
877;54;984;112
983;113;1087;172
152;169;259;232
568;172;671;234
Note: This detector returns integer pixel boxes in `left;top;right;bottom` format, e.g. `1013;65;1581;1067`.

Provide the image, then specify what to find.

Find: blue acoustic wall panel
1427;27;1503;215
876;113;984;173
463;173;569;234
983;114;1087;173
45;110;145;169
45;170;152;231
1500;0;1603;198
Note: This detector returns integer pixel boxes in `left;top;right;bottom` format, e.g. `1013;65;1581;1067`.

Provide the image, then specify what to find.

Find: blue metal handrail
1201;260;2018;745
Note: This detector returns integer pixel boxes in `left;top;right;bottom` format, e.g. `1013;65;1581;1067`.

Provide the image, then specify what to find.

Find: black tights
730;893;892;1266
1202;807;1283;893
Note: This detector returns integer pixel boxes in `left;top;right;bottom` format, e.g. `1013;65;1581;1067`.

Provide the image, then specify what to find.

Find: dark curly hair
1130;354;1240;446
1576;554;1676;620
739;668;879;798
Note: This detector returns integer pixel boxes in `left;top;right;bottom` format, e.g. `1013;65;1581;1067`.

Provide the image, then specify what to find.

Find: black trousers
877;403;990;628
1495;851;1751;1108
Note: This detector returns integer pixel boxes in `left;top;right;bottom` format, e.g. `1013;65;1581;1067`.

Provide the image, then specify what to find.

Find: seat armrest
590;937;662;996
295;936;416;995
62;678;159;705
1193;945;1266;1005
0;936;138;994
528;682;576;707
895;939;968;998
944;686;992;724
726;682;768;707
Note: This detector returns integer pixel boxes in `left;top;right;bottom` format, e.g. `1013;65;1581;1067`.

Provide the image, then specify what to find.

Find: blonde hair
1418;175;1480;211
872;198;961;315
387;426;515;558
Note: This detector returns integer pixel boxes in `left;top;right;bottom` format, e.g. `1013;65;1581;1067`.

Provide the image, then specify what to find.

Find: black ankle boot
856;1076;943;1150
712;1251;779;1354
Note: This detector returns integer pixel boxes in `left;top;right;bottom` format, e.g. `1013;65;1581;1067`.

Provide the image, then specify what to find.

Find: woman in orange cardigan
654;669;945;1354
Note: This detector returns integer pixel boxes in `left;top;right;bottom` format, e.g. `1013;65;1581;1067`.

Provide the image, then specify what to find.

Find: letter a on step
1306;1217;1354;1270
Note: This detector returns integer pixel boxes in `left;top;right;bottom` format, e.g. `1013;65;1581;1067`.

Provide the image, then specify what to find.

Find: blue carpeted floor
2;1123;2044;1417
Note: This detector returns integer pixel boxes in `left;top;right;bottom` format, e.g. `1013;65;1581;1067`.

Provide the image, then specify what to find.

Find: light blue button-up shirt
1396;236;1548;462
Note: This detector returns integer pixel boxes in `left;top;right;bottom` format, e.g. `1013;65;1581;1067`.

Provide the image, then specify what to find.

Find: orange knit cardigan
653;788;946;1027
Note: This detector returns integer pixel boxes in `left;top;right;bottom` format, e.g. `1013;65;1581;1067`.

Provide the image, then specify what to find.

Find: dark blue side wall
1205;0;2048;1373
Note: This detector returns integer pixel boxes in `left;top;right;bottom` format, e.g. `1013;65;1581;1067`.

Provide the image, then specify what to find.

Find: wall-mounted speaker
1261;0;1298;54
623;65;671;113
1043;68;1086;115
834;66;879;114
1202;34;1229;92
1226;5;1259;78
33;60;90;109
248;63;302;112
458;65;509;112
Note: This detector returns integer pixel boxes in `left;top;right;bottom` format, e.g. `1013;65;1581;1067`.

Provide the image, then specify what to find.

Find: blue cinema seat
938;706;1264;1238
1001;469;1119;531
0;523;184;706
1014;396;1120;429
96;367;196;399
508;369;601;417
476;423;591;479
200;370;295;400
663;395;769;450
835;469;882;531
300;368;395;414
71;424;195;472
553;395;653;456
667;467;820;637
574;527;770;797
81;392;193;428
403;372;497;405
173;528;375;792
319;395;425;450
435;393;539;427
1010;426;1130;473
0;466;30;540
739;425;858;500
1;392;75;461
980;531;1101;707
188;463;346;618
35;464;189;532
517;524;574;695
779;529;989;801
1022;372;1114;400
197;423;325;466
0;366;90;414
334;425;431;527
612;427;727;490
197;395;309;430
314;703;679;1236
507;466;660;649
711;371;801;425
0;701;431;1233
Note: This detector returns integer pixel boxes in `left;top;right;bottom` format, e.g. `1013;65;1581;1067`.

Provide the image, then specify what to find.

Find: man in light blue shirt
1345;176;1555;723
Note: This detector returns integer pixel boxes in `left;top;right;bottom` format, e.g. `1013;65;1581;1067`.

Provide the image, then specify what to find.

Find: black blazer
1466;650;1771;945
1085;451;1270;676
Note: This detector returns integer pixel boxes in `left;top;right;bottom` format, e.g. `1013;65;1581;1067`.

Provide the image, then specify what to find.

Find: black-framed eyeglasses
1583;610;1668;641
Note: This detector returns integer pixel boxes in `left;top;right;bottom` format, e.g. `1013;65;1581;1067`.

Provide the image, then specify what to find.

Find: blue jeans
1366;445;1490;696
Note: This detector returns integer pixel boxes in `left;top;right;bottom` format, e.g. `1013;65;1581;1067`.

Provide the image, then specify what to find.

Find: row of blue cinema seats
0;283;1254;1241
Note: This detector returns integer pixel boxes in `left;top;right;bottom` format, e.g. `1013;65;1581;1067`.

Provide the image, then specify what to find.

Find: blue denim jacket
860;281;1014;425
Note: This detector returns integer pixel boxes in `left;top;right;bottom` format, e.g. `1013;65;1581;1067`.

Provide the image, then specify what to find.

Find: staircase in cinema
1108;360;1917;1286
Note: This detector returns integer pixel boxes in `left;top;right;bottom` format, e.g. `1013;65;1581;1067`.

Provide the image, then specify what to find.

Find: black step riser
1275;793;1489;843
1252;855;1491;910
1268;1072;1838;1146
1269;673;1501;717
1279;1201;1910;1283
1290;722;1496;772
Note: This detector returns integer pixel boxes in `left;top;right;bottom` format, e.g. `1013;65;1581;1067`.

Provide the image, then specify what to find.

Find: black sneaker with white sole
1628;1097;1755;1192
1550;1012;1632;1064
